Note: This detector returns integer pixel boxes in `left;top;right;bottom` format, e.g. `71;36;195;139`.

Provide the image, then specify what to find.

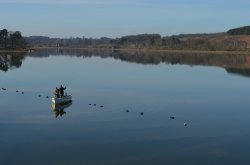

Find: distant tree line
113;34;162;49
26;26;250;51
227;26;250;35
25;36;112;48
0;29;26;49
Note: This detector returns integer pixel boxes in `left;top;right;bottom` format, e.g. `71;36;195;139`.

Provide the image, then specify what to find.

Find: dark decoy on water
140;112;144;115
21;92;24;94
100;105;104;108
93;104;96;106
89;104;92;106
184;123;187;127
16;90;19;92
126;110;129;112
2;88;6;90
170;116;175;119
46;96;49;98
38;95;42;97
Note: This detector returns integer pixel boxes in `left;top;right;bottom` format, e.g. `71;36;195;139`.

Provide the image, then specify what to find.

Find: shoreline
1;47;250;55
0;49;29;53
33;47;250;55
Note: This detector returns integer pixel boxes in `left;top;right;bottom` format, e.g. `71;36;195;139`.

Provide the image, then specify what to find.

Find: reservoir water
1;49;250;165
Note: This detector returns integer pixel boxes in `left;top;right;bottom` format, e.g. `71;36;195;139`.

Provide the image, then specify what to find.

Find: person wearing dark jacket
54;87;59;98
59;85;66;98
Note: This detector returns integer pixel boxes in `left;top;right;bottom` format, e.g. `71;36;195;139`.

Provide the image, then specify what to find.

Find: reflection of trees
33;49;250;77
31;48;249;66
226;68;250;77
0;52;26;72
113;52;248;66
2;49;250;78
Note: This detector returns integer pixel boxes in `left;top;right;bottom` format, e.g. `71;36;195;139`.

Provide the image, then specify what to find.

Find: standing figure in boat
52;85;72;104
59;85;66;98
54;87;59;98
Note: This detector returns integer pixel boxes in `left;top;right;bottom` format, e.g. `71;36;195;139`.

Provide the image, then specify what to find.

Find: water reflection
0;53;26;72
1;49;250;78
51;101;72;118
1;49;250;165
225;68;250;77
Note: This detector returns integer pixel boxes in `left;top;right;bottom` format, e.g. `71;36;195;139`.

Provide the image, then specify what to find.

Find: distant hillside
227;26;250;35
25;26;250;51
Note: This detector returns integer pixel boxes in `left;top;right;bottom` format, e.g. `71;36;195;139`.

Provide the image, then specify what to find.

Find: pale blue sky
0;0;249;38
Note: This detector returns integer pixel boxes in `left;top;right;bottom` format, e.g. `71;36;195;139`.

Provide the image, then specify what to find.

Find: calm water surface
1;50;250;165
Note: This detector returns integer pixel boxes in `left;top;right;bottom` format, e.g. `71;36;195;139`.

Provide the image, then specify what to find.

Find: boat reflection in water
51;101;72;118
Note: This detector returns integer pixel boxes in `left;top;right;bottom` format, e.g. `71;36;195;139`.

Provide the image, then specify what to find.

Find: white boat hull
52;101;72;110
52;95;72;104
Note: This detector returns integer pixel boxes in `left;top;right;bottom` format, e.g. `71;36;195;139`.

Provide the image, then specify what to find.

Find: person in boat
54;87;59;98
59;85;66;98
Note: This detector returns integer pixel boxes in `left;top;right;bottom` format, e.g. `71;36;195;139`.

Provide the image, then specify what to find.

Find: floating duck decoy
170;116;175;119
184;123;187;127
93;104;96;106
140;112;144;115
126;110;129;112
100;105;104;108
2;88;6;90
38;95;42;97
21;92;24;94
89;104;92;106
46;96;49;98
16;90;19;92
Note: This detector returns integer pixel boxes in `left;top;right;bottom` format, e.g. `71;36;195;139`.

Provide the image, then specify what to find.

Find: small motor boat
52;95;72;104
